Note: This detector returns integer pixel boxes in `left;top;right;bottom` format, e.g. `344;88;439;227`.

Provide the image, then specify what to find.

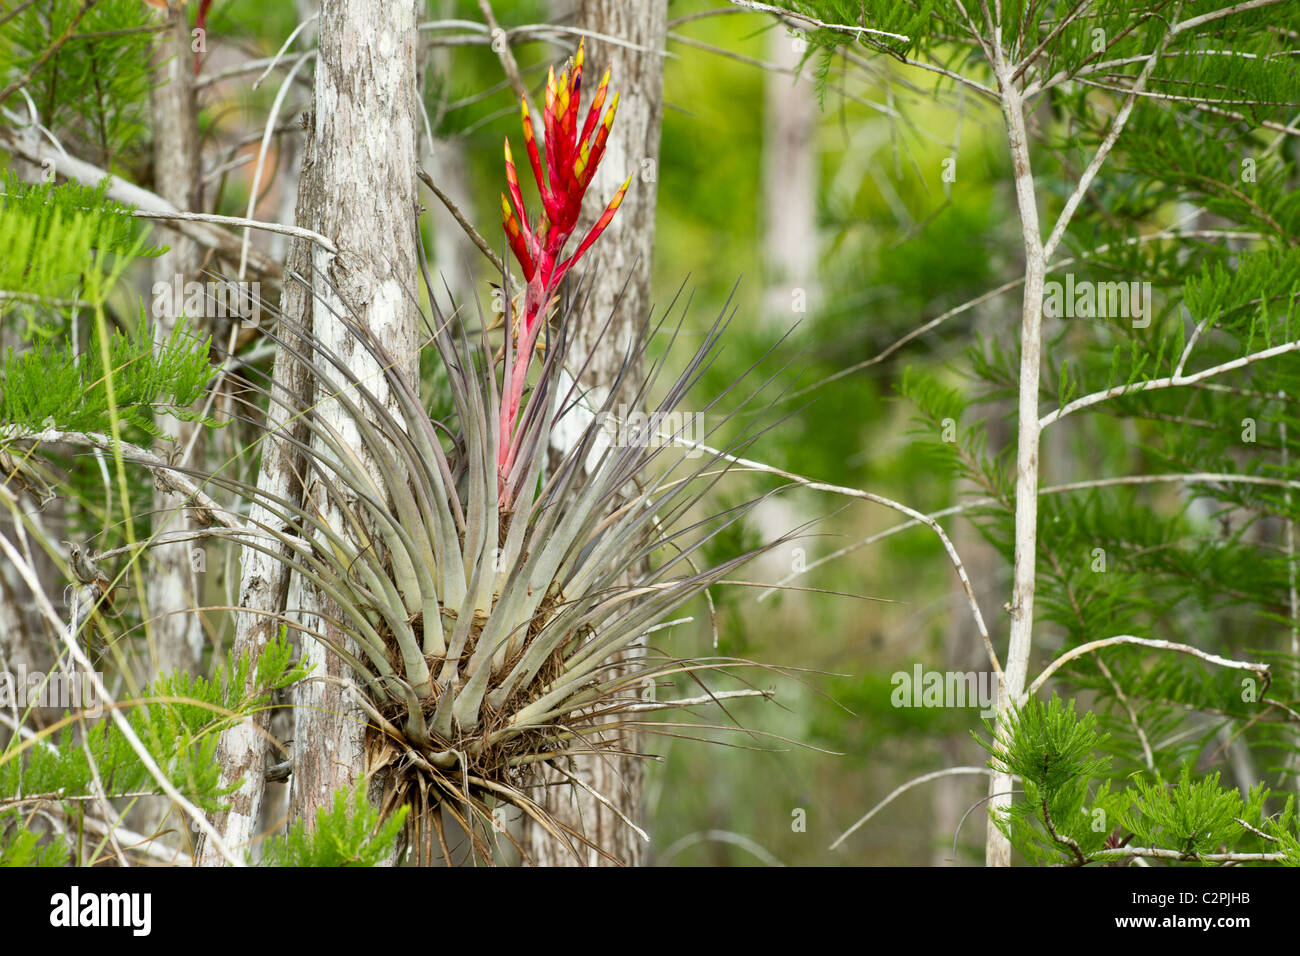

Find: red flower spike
573;139;592;185
572;40;585;94
503;138;531;240
496;38;632;500
578;66;611;153
500;194;535;282
561;173;632;276
519;100;546;199
576;91;619;195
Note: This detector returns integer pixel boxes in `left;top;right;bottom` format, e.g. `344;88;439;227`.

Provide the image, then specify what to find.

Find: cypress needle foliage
978;696;1122;865
0;0;158;172
980;697;1296;865
0;633;309;865
0;173;164;339
259;785;408;867
0;816;69;868
0;314;218;438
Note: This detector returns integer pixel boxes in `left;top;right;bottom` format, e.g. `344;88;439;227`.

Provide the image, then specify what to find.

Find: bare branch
3;428;247;534
1093;846;1286;863
476;0;535;113
1027;635;1270;701
1173;0;1287;35
130;206;336;255
830;767;993;850
667;437;1002;678
1041;21;1177;262
0;528;245;866
720;0;909;43
417;166;506;277
0;116;282;278
1041;337;1300;428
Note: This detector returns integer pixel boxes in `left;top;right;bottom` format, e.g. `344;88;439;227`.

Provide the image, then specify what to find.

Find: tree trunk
530;0;668;867
761;29;817;324
986;69;1045;870
199;136;317;865
148;5;206;680
289;0;423;829
203;0;423;861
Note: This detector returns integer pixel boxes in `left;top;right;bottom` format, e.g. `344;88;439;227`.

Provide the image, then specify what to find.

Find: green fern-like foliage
0;312;217;439
979;695;1122;865
0;0;158;172
981;697;1300;865
0;173;163;337
0;631;309;865
259;785;409;867
0;814;70;867
1124;766;1253;862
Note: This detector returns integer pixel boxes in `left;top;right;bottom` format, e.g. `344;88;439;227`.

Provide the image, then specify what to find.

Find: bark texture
199;140;317;865
986;68;1044;870
149;7;206;680
204;0;422;859
289;0;423;829
529;0;668;867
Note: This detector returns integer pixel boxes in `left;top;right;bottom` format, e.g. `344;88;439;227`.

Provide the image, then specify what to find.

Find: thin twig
417;167;506;277
3;427;247;533
666;437;1002;679
476;0;534;113
721;0;910;43
830;767;992;850
0;529;244;866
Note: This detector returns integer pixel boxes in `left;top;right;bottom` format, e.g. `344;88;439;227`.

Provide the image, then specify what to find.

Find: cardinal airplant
198;41;798;863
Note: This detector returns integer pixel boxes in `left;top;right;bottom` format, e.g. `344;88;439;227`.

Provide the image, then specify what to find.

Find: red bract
498;38;631;496
195;0;213;75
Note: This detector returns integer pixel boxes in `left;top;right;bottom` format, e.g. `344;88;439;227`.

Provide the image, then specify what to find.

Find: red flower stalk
497;38;632;496
195;0;213;76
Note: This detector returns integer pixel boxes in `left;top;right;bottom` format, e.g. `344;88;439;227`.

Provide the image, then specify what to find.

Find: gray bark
289;0;423;829
149;6;206;681
199;143;317;865
203;0;422;860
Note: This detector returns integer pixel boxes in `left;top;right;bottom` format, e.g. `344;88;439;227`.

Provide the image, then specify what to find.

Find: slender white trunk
762;29;817;324
985;71;1044;868
199;152;317;865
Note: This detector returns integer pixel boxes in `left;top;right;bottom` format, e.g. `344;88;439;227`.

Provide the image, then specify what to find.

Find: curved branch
830;767;993;850
1027;634;1270;702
